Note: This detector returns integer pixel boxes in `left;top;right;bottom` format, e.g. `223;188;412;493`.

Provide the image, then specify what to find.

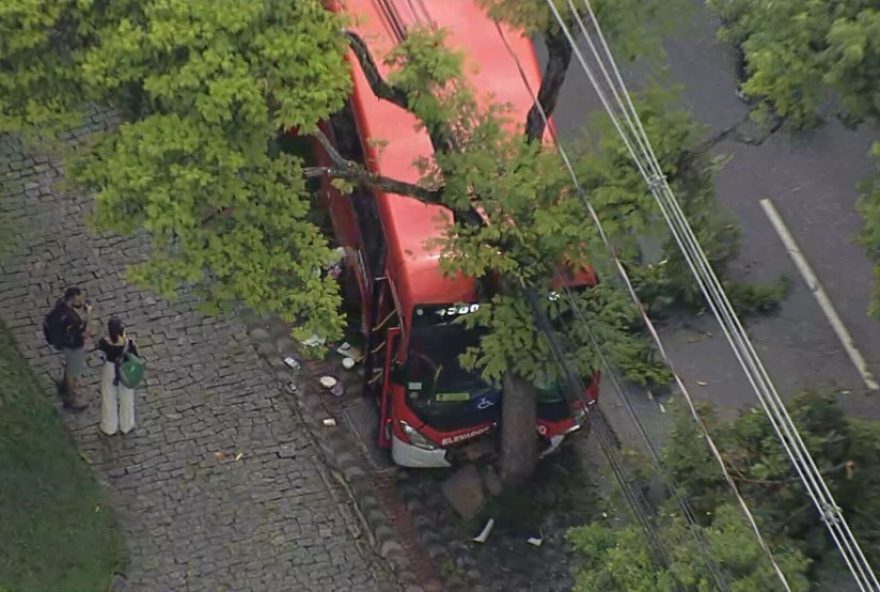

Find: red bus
315;0;599;468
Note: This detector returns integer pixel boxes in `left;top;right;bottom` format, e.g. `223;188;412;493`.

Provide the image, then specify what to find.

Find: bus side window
329;101;386;277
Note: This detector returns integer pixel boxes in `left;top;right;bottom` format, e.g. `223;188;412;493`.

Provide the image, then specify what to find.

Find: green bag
117;342;145;389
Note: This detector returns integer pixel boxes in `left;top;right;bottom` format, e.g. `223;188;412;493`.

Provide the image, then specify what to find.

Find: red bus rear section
313;0;600;468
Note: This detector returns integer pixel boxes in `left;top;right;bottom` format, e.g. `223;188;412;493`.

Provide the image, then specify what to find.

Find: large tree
570;390;880;589
568;503;811;591
663;391;880;578
708;0;880;316
0;0;768;481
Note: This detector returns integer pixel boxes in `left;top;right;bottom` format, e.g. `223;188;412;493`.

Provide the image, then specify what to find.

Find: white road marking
760;198;879;391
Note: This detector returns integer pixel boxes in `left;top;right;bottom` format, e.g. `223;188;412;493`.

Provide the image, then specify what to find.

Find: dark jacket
57;300;85;349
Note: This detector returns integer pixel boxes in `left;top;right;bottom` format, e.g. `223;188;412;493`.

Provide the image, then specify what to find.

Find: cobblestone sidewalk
0;132;399;591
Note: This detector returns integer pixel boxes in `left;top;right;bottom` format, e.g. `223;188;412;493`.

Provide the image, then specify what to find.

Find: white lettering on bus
436;303;480;317
441;425;492;446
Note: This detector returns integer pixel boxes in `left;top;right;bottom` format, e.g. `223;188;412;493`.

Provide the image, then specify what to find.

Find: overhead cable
542;0;880;589
496;15;794;591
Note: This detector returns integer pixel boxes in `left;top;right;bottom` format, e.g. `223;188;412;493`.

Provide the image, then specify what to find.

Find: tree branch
307;128;443;203
344;31;410;109
526;28;574;143
730;461;854;486
341;30;488;229
344;29;454;156
304;165;443;204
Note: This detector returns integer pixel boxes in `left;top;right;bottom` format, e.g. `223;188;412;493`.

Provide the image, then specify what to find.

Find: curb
241;312;436;592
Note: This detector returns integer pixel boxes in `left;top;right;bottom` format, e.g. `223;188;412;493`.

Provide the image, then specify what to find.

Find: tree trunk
500;372;539;485
525;28;573;143
495;28;576;484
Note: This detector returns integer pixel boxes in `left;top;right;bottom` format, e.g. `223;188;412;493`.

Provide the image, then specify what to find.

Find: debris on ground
442;463;485;519
472;518;495;544
319;375;344;397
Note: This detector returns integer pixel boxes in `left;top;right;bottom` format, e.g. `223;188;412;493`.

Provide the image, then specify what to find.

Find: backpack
43;302;71;350
116;341;146;389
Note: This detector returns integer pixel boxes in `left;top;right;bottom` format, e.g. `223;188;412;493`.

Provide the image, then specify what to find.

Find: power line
565;2;878;588
398;3;693;585
491;22;757;592
543;0;880;589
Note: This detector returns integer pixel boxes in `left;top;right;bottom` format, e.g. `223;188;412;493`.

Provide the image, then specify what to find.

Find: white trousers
100;361;135;435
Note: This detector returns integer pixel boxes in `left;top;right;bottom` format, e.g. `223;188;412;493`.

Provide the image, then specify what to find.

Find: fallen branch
303;165;443;203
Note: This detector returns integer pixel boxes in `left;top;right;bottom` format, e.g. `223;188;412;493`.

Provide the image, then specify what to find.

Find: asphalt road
539;1;880;426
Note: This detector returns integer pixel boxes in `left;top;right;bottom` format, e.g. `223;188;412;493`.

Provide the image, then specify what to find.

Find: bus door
377;326;402;448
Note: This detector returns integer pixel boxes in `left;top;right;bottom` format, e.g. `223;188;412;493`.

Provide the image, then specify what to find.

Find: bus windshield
405;304;494;400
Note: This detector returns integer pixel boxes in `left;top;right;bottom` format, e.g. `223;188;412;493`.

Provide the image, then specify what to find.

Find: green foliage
568;504;811;592
859;141;880;317
572;85;789;317
663;391;880;570
397;28;778;388
0;0;95;133
0;0;351;342
399;64;671;387
457;284;671;388
476;0;689;61
709;0;880;317
568;391;880;590
385;27;469;135
711;0;880;129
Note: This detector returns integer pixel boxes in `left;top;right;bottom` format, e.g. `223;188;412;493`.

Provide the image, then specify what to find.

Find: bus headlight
399;421;437;451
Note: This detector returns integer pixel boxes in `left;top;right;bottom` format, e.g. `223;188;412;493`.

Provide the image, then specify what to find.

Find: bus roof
336;0;561;312
336;0;470;311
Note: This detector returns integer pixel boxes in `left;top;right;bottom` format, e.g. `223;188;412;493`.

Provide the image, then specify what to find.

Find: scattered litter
95;505;101;513
283;356;301;371
342;357;356;370
214;451;226;461
234;452;243;461
335;342;352;356
527;535;543;547
472;518;495;544
286;382;298;393
330;382;344;397
301;334;326;348
322;418;337;427
319;376;338;389
696;380;708;386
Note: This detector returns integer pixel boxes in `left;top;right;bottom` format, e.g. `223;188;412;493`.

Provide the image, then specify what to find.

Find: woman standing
98;318;138;436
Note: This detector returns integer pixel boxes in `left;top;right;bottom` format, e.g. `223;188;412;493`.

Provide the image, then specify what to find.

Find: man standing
44;287;92;410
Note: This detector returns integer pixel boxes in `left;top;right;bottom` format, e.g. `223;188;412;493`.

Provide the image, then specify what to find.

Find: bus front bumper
391;435;453;468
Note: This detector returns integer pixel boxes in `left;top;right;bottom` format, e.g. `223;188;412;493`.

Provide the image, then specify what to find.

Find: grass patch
0;321;124;592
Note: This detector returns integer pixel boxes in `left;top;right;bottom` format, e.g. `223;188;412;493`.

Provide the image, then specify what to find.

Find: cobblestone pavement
0;131;399;592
